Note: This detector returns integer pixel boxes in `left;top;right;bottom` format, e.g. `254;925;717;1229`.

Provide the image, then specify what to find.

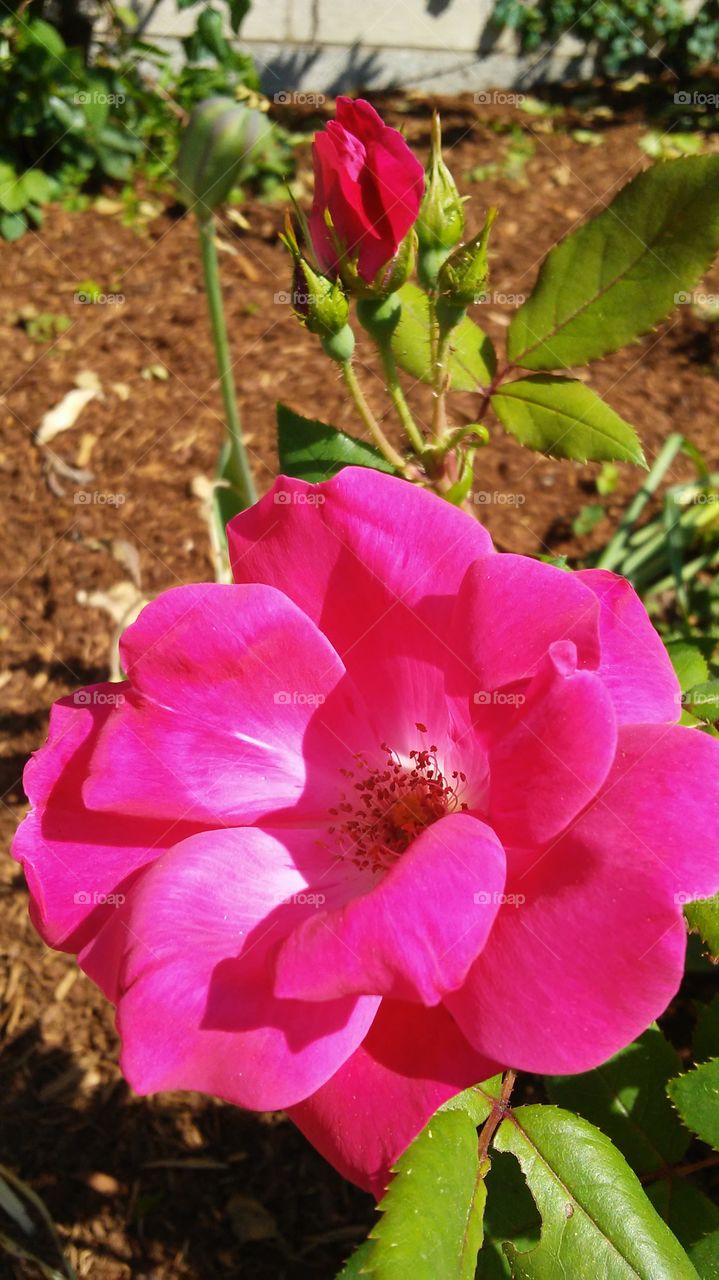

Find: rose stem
340;360;408;473
375;339;426;456
198;215;257;511
477;1068;518;1168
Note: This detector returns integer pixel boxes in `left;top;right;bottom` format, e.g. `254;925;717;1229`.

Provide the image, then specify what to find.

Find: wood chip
36;388;99;445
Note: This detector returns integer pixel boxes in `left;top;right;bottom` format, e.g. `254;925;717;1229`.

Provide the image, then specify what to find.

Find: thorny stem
476;362;515;424
376;339;426;456
641;1152;719;1184
477;1068;517;1168
431;327;452;441
340;360;408;473
198;215;257;511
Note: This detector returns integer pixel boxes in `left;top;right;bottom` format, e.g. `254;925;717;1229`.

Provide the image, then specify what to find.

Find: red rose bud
176;97;266;220
437;206;499;321
309;97;424;285
416;112;464;254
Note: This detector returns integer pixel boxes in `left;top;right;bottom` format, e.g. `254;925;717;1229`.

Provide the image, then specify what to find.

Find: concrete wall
143;0;597;95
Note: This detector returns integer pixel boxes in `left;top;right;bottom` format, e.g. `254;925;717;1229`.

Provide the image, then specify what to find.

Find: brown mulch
2;89;719;1278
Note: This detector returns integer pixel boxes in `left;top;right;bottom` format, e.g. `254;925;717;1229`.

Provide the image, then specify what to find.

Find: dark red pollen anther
332;736;467;874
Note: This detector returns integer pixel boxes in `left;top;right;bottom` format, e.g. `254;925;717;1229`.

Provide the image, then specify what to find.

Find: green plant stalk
644;546;719;600
340;360;407;472
431;316;451;441
375;338;426;455
198;215;256;510
596;432;684;571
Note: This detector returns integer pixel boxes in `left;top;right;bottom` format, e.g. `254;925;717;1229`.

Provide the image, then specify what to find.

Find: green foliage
0;1162;76;1279
475;1151;541;1278
593;435;719;623
646;1181;719;1279
508;158;719;370
545;1026;689;1175
390;282;496;389
277;403;398;482
493;1105;697;1278
492;0;719;77
362;1109;487;1279
684;894;719;962
694;995;719;1064
492;375;645;464
668;1060;719;1152
0;0;291;239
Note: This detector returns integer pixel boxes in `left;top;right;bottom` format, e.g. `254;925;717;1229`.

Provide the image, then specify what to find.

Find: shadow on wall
261;43;384;97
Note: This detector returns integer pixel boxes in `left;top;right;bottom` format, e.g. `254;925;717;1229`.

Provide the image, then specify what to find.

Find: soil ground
2;86;719;1278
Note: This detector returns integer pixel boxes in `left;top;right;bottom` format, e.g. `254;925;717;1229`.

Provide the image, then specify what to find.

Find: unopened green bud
416;113;465;253
176;97;265;220
437;206;499;320
292;258;350;337
281;214;351;339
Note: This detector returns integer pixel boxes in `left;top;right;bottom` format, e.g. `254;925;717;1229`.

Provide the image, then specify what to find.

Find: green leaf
646;1181;719;1280
493;1105;697;1278
694;995;719;1065
491;375;645;464
228;0;251;31
0;160;26;213
682;680;719;722
440;1076;501;1126
18;169;54;206
508;156;719;369
362;1109;487;1279
0;211;27;241
667;1059;719;1152
685;892;719;961
277;403;397;483
572;503;605;536
692;1232;719;1280
545;1026;689;1175
476;1150;541;1278
666;640;710;694
22;17;67;58
0;1163;76;1279
390;283;496;389
338;1240;376;1277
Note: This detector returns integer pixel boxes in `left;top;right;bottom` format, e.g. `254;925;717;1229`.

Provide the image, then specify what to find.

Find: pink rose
14;470;719;1196
309;97;424;283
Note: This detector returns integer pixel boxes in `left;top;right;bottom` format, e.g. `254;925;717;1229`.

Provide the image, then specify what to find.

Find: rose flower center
329;729;467;874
